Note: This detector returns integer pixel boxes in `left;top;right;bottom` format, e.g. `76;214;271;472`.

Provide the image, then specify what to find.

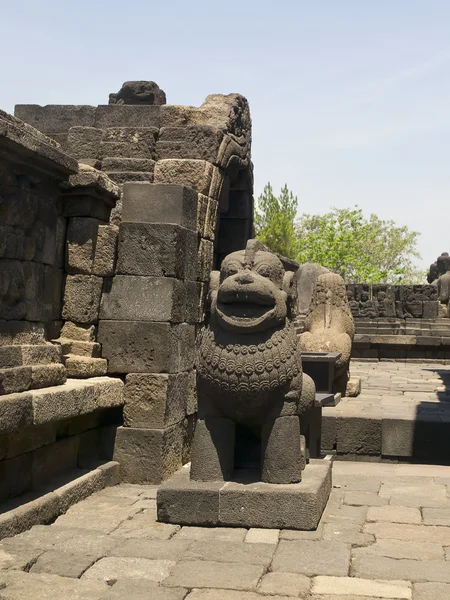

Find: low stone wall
0;377;123;504
346;284;439;320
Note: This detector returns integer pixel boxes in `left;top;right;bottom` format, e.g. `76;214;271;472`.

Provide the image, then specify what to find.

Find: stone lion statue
299;272;355;395
192;240;315;484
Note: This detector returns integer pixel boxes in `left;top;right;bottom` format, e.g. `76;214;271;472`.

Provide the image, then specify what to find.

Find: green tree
255;183;298;258
296;207;422;284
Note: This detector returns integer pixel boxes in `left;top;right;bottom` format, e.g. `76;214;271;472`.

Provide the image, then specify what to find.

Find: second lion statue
192;239;315;484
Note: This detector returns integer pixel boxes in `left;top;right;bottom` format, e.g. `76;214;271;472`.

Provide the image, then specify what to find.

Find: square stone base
157;459;332;530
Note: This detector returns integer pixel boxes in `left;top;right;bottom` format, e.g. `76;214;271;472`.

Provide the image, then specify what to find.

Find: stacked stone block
56;166;121;378
15;86;255;483
0;111;125;507
99;183;199;482
0;110;77;395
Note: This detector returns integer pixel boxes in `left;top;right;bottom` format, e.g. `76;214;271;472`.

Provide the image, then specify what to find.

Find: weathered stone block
185;281;203;323
0;321;46;346
0;366;32;395
98;321;195;374
156;125;223;163
0;391;33;434
100;275;186;322
154;159;224;199
117;223;197;280
0;453;32;502
121;183;197;231
99;126;158;159
66;217;99;274
336;416;382;456
60;322;96;342
62;274;103;324
21;344;62;366
158;462;332;530
31;364;66;389
205;197;218;240
58;338;101;357
92;376;124;409
31;435;80;488
30;381;96;425
95;105;161;129
124;372;190;428
423;301;439;319
14;104;96;133
102;157;155;172
197;238;214;282
114;424;183;483
67;126;102;160
106;171;154;185
64;355;108;378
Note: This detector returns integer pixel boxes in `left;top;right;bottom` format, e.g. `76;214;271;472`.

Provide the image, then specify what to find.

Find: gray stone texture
113;424;184;483
124;372;190;428
154;159;224;200
62;274;103;324
100;275;186;322
156;125;223;163
117;222;197;280
121;182;197;230
98;321;195;374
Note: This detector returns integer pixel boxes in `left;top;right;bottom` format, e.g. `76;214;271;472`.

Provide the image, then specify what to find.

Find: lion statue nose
234;270;255;285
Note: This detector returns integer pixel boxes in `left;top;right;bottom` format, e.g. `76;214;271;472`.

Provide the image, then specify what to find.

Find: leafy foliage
254;183;298;258
255;184;422;284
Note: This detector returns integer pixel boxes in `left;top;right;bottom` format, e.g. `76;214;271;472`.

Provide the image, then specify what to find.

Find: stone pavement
2;460;450;598
322;360;450;459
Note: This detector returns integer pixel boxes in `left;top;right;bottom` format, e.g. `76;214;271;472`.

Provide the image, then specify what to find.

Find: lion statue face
209;240;295;334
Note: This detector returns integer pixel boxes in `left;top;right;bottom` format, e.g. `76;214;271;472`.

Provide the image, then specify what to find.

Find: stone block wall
14;86;254;484
0;110;125;506
346;284;439;320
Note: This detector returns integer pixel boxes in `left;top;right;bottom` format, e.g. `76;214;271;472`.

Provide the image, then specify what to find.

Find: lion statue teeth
191;239;315;485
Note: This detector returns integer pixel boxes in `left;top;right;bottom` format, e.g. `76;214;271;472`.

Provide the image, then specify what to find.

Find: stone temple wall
0;111;125;510
14;85;254;484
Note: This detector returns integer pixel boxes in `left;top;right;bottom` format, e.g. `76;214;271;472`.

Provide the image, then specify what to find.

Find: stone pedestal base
157;459;332;530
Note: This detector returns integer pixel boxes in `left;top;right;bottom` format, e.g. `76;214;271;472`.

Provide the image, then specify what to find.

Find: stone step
63;355;108;378
55;338;101;358
0;461;119;540
0;377;124;434
0;344;62;368
0;363;67;396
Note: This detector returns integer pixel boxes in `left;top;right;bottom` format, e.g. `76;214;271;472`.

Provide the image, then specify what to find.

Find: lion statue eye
223;264;240;278
256;264;271;278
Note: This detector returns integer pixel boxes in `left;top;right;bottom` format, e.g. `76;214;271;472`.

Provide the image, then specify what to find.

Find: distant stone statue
437;253;450;316
427;261;438;285
108;81;166;105
299;272;355;395
193;239;315;484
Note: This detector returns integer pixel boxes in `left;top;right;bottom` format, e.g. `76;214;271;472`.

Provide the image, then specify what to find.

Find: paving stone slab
352;538;444;561
351;553;450;583
413;582;450;600
185;590;293;600
29;549;98;578
331;474;381;492
344;491;388;506
183;540;275;565
363;522;450;545
112;517;180;540
245;528;280;544
108;538;191;560
322;521;374;546
271;539;351;577
174;526;247;542
312;576;412;599
257;572;311;597
366;505;422;524
81;556;176;583
422;507;450;526
0;539;43;570
163;560;264;591
0;570;108;600
105;579;188;599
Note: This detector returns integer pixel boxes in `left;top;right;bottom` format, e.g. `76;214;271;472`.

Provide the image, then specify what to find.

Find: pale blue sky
3;0;450;272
